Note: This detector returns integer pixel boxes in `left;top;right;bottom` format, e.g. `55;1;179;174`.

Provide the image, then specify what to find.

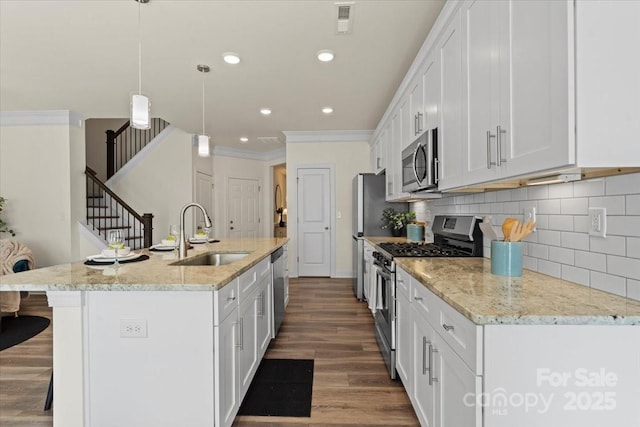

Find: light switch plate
523;207;537;231
588;207;606;238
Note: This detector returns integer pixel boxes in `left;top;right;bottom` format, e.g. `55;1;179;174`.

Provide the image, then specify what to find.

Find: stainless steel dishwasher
271;246;286;335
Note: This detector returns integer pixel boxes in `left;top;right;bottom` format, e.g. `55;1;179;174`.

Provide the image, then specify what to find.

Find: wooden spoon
510;220;535;242
502;218;518;241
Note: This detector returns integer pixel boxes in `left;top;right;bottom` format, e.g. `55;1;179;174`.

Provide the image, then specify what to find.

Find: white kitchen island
0;237;288;427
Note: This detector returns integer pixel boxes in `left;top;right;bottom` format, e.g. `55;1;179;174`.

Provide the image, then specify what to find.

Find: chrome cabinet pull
429;343;438;385
235;319;242;348
422;337;429;375
227;295;236;302
239;317;244;350
417;112;423;134
377;157;381;169
497;125;507;166
434;158;440;184
414;296;423;301
486;130;496;169
442;323;455;332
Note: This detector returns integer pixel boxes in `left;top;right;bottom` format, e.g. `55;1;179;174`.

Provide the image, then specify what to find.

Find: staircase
86;167;153;249
84;119;169;249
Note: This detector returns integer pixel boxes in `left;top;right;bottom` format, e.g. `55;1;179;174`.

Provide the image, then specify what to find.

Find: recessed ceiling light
317;50;335;62
240;137;249;143
222;52;241;65
260;108;272;116
322;107;334;114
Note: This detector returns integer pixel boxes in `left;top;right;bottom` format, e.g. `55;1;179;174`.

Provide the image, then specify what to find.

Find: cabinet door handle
377;157;381;169
497;125;507;166
434;158;440;184
235;319;243;349
417;112;423;134
227;295;236;302
428;343;438;385
422;337;429;375
442;323;455;332
414;114;418;136
413;296;423;301
486;131;496;169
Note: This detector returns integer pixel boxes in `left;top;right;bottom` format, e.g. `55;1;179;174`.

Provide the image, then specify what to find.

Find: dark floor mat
0;315;50;351
238;358;314;417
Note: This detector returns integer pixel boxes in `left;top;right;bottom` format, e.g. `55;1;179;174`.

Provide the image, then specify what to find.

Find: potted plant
381;208;416;237
0;196;16;237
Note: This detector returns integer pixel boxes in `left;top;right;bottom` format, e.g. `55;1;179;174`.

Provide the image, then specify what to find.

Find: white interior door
228;177;260;238
195;171;213;234
297;168;331;277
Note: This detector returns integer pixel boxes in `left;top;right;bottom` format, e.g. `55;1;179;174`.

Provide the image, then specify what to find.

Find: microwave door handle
412;146;422;184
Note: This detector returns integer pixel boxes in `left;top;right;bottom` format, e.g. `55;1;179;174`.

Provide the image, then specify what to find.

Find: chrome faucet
178;202;213;259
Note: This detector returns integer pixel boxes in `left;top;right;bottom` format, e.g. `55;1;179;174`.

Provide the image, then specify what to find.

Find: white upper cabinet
409;77;425;138
437;9;464;190
461;0;572;185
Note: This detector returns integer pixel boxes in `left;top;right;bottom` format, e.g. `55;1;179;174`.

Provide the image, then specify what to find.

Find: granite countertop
361;236;640;325
0;237;288;292
394;257;640;326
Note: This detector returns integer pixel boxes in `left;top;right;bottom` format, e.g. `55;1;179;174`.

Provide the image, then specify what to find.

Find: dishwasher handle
271;246;284;263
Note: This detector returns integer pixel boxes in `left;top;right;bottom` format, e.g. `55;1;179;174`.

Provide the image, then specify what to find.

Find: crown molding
0;110;85;128
212;145;285;162
283;130;373;143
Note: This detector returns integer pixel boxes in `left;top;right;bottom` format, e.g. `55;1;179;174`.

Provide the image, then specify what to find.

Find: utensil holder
491;241;523;276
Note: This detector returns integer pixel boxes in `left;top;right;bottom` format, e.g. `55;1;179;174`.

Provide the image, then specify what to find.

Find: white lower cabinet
214;301;239;427
398;266;482;427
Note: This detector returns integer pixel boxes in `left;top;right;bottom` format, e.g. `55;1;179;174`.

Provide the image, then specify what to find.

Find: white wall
212;155;270;238
415;173;640;301
0;111;87;266
108;127;194;245
286;140;371;277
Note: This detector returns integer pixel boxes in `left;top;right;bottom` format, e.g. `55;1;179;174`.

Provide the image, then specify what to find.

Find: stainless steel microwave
402;128;438;193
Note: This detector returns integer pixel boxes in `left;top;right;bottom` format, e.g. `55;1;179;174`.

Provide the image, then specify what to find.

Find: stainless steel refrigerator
352;173;407;299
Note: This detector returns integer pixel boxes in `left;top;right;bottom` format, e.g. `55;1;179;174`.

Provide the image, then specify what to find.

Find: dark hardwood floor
0;279;419;426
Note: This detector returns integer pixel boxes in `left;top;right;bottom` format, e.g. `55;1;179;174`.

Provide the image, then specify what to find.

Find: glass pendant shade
197;134;210;157
131;94;150;129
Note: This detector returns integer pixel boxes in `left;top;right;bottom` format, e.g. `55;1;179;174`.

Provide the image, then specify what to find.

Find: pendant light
131;0;150;130
197;64;210;157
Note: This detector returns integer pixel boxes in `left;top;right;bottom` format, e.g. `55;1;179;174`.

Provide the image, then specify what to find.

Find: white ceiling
0;0;444;155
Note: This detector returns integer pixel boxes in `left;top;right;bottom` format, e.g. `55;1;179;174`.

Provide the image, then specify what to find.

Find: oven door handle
374;263;392;281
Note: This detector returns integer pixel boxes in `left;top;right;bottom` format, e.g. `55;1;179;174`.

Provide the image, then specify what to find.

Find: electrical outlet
523;207;537;231
120;319;148;338
588;207;606;238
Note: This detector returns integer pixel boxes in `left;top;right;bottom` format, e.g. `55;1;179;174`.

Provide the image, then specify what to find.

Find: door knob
230;226;234;230
325;226;329;230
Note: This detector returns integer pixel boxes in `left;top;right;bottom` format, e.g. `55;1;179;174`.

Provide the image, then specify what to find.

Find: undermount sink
171;251;250;266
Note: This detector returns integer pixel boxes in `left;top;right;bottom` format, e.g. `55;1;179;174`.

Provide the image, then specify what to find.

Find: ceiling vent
335;2;354;34
258;136;281;144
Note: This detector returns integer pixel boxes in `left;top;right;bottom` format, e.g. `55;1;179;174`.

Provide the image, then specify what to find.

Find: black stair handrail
85;167;153;248
106;118;169;179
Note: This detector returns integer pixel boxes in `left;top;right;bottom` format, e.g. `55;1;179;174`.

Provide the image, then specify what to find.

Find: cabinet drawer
239;257;270;300
396;267;411;298
435;298;482;375
213;279;239;326
410;281;438;326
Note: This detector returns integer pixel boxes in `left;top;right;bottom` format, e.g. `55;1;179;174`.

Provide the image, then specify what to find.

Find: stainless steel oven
372;250;397;379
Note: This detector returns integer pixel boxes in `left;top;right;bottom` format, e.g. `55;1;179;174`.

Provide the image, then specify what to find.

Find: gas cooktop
377;242;474;258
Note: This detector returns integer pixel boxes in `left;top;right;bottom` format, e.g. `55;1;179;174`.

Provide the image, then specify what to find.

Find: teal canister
406;223;424;242
491;241;523;276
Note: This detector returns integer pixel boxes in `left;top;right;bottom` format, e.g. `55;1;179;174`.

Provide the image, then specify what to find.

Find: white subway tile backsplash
512;187;529;201
627;195;640;214
421;173;640;300
574;178;605;197
607;216;640;237
538;199;561;214
548;182;574;199
575;250;606;272
628;279;640;301
562;265;590;286
590;235;626;256
528;243;549;259
589;196;626;215
628;237;640;259
548;215;573;231
561;198;588;215
527;185;548;200
607;255;640;281
606;173;640;195
562;231;590;250
590;271;627;297
549;246;574;265
538;259;561;278
538;229;561;246
573;215;590;233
